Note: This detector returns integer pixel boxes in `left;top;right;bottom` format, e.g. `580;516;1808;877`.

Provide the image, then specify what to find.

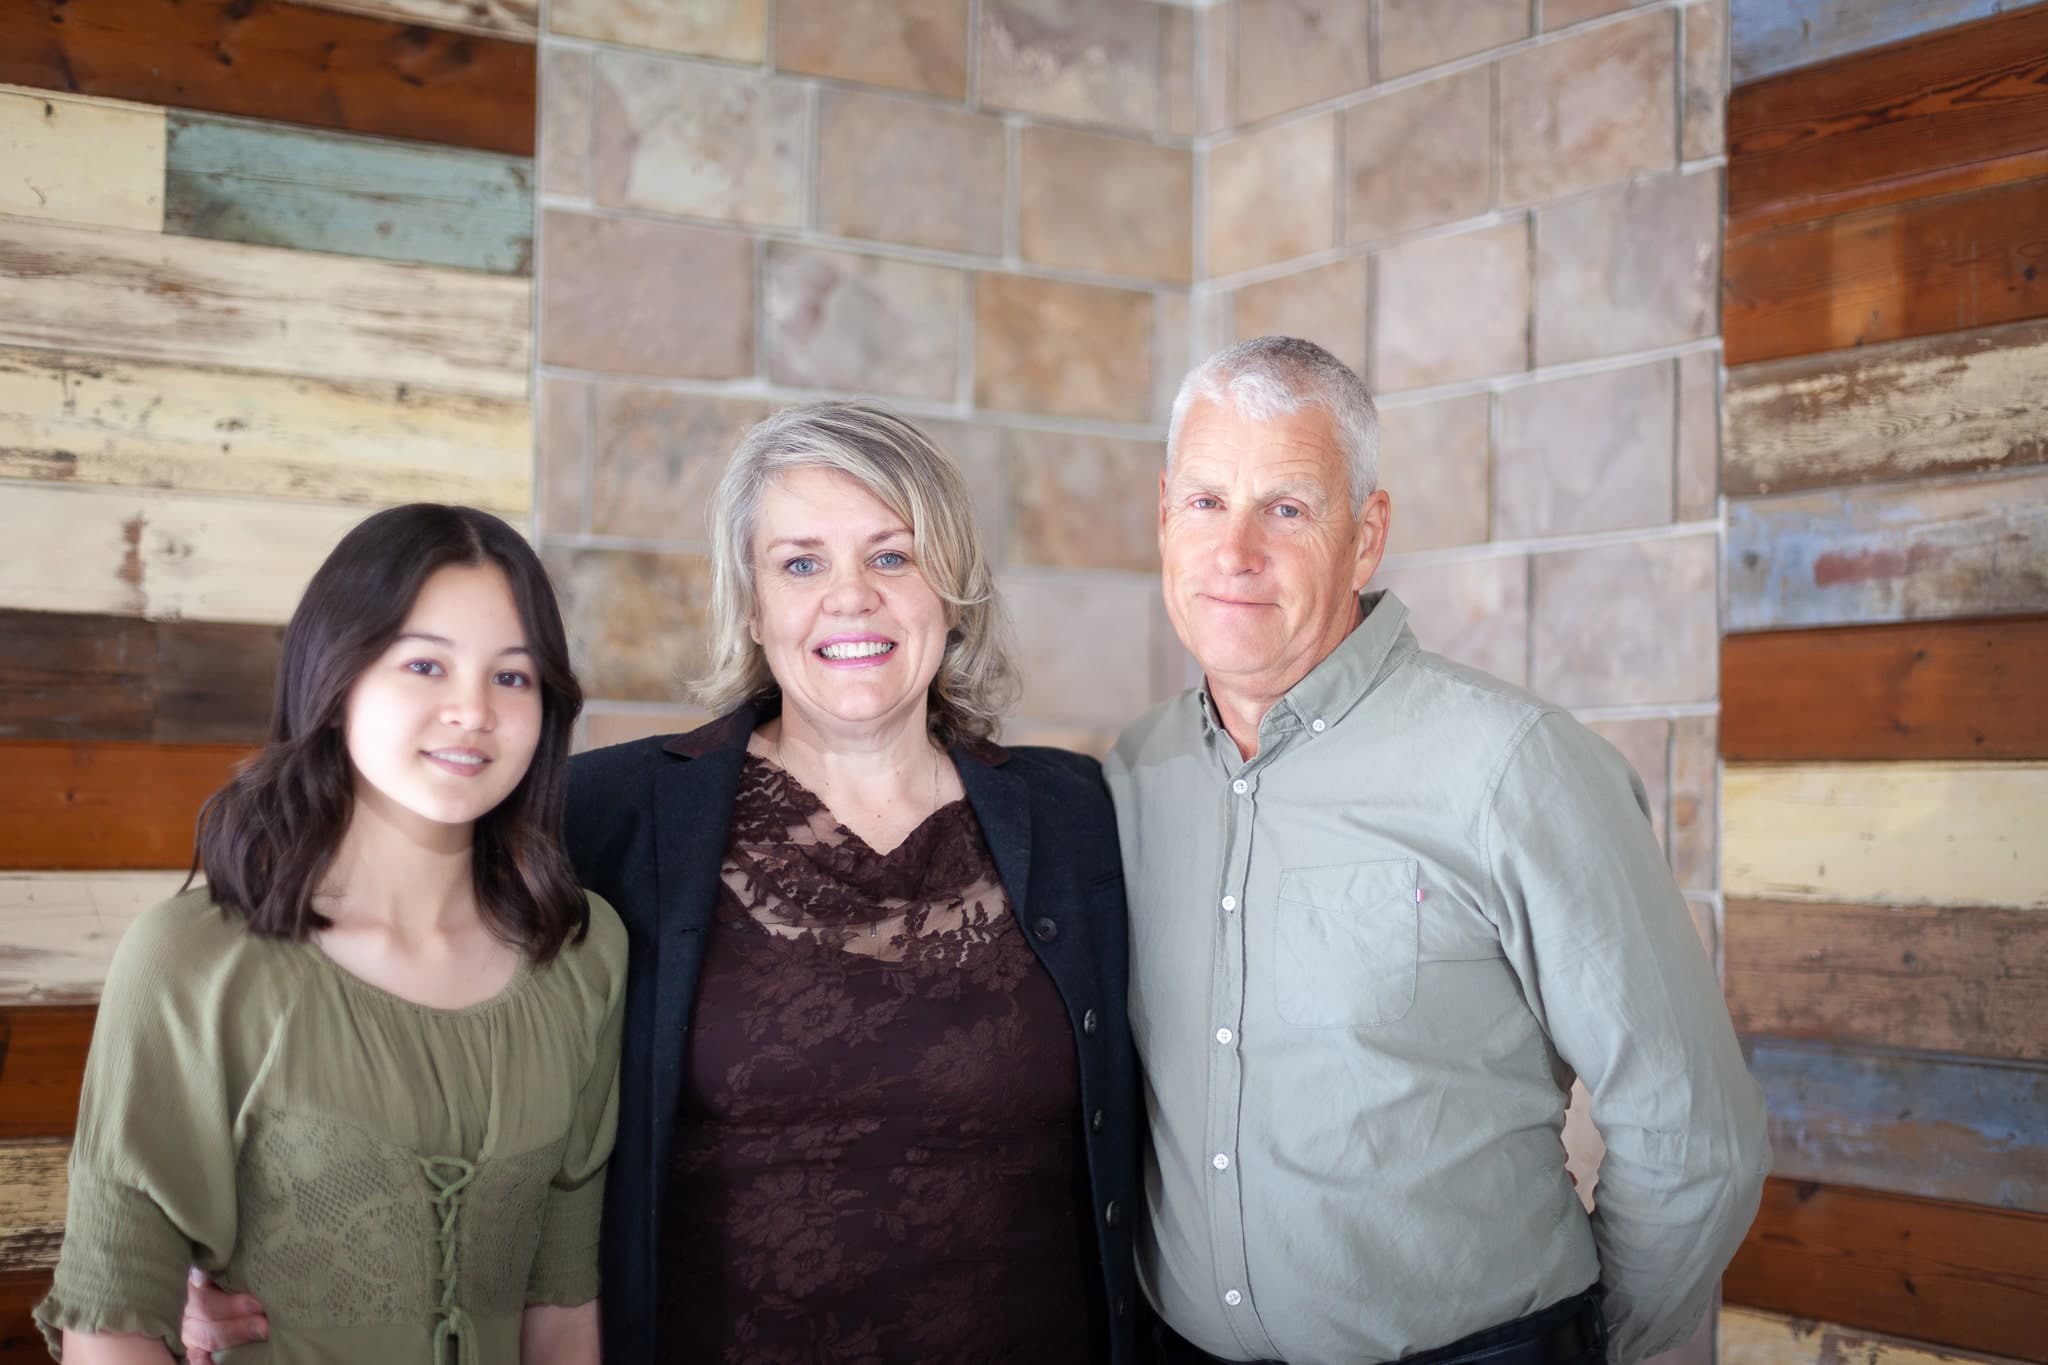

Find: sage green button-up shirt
1103;592;1767;1365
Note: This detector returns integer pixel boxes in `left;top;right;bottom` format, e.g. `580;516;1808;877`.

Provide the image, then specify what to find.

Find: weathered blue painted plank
164;113;534;276
1724;471;2048;632
1746;1040;2048;1212
1730;0;2035;84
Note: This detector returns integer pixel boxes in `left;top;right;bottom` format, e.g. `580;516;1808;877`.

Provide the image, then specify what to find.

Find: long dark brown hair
190;504;589;961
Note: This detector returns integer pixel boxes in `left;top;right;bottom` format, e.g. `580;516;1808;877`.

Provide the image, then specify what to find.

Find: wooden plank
1724;472;2048;632
1721;617;2048;762
0;346;532;514
1723;321;2048;497
0;84;164;232
1723;763;2048;909
165;113;534;275
0;1269;55;1365
1745;1041;2048;1212
1720;1306;2033;1365
1723;176;2048;368
150;621;283;746
0;611;155;743
0;217;530;399
0;873;179;1006
1725;901;2048;1061
1730;0;2018;85
1722;1178;2048;1362
1728;7;2048;234
0;741;248;872
296;0;538;41
0;1005;93;1140
0;1143;65;1276
0;485;375;627
0;0;534;156
0;610;281;744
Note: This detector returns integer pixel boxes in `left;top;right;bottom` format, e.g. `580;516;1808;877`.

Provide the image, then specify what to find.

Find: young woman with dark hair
36;504;626;1365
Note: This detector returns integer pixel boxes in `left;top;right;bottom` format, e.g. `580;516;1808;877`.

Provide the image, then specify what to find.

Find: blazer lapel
646;744;745;1205
956;745;1032;920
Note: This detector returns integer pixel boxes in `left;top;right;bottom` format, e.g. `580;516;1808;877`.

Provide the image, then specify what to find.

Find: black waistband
1151;1285;1605;1365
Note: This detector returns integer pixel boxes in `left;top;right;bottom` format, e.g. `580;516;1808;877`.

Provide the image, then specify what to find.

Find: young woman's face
343;562;544;836
750;467;950;739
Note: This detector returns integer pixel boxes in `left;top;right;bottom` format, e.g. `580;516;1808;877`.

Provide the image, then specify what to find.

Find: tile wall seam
533;194;1183;294
1205;0;1696;147
1383;515;1721;569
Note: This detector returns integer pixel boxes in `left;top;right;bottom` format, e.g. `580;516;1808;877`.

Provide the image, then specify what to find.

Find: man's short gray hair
1167;336;1380;509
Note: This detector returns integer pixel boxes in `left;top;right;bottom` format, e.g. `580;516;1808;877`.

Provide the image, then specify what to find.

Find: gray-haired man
1104;337;1767;1365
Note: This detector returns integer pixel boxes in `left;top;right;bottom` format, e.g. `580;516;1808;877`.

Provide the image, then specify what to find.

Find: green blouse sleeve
35;894;244;1359
526;893;628;1308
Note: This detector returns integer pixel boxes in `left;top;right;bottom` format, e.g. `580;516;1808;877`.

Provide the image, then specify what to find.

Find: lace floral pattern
660;755;1100;1364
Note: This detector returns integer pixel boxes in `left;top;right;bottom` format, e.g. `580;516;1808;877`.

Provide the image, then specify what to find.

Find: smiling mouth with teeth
428;751;488;765
818;641;896;660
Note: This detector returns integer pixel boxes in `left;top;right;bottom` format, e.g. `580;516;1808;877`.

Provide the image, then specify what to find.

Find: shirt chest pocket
1273;858;1419;1029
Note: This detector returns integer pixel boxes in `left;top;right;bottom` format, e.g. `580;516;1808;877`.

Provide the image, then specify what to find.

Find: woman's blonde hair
694;402;1017;748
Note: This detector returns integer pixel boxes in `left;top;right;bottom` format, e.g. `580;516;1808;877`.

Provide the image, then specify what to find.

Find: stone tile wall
533;0;1198;756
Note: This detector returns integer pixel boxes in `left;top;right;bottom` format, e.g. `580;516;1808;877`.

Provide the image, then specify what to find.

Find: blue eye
786;556;821;576
1274;504;1304;519
1190;496;1221;510
405;659;445;676
873;550;910;569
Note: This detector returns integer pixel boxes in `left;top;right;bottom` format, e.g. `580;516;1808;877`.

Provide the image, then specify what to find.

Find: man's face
1159;397;1390;702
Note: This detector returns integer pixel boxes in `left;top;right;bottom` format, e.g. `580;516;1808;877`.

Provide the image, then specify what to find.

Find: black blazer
564;702;1141;1365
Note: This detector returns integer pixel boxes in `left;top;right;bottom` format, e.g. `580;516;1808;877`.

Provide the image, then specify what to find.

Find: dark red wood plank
1723;175;2048;367
1724;1178;2048;1362
0;611;279;745
0;742;249;872
1724;900;2048;1063
0;1269;54;1365
0;0;535;156
1729;5;2048;235
0;1005;93;1141
1722;616;2048;761
0;612;154;743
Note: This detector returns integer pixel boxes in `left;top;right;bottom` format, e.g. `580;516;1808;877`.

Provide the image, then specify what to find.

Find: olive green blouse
35;886;627;1364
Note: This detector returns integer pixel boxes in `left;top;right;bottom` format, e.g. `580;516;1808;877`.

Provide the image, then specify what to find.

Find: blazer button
1104;1200;1120;1226
1116;1295;1128;1319
1082;1008;1098;1036
1091;1108;1105;1134
1034;917;1058;942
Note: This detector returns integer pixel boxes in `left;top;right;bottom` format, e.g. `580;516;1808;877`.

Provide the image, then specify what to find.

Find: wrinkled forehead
1168;401;1349;497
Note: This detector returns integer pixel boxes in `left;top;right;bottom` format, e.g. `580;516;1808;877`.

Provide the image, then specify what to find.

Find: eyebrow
394;632;532;656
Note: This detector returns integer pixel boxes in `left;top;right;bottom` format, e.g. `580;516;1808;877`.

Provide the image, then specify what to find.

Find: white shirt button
1224;1290;1243;1307
1215;1027;1233;1045
1220;895;1237;911
1311;717;1327;733
1231;778;1248;794
1212;1153;1231;1171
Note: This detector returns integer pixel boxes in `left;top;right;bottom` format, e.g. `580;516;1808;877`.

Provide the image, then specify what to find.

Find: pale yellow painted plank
0;483;375;624
0;85;166;232
0;872;182;1005
1723;763;2048;909
0;216;530;399
295;0;538;39
1719;1307;2030;1365
0;347;531;516
0;1139;67;1275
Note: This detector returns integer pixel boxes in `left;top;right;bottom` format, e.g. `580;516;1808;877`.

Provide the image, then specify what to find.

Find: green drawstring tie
420;1155;480;1365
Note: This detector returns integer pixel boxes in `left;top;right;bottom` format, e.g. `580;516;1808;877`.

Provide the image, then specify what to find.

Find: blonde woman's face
749;467;949;739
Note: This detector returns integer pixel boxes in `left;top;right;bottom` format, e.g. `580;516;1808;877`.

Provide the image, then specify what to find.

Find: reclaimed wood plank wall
1718;3;2048;1360
0;0;537;1348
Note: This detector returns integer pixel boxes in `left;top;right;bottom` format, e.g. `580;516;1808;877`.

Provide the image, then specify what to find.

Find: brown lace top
659;754;1100;1364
